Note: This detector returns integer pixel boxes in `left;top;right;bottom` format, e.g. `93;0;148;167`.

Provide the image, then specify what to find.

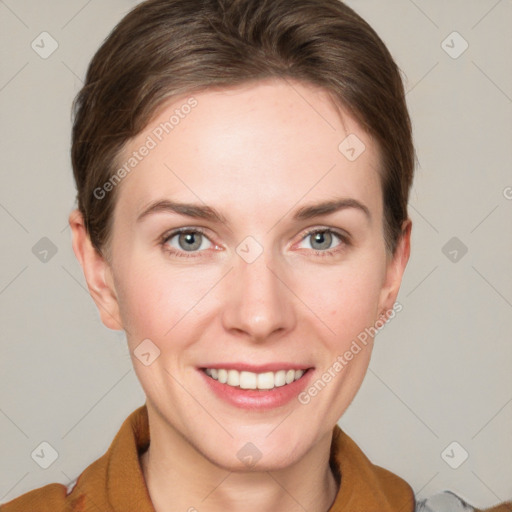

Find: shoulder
0;482;74;512
1;405;148;512
330;426;416;510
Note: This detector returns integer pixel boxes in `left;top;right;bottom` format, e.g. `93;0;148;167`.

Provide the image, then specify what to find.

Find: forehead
112;78;382;223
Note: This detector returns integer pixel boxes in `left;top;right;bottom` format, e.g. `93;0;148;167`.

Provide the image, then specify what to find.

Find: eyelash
159;227;350;259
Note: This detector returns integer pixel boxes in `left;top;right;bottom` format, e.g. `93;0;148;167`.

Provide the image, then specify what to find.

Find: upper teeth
204;368;305;390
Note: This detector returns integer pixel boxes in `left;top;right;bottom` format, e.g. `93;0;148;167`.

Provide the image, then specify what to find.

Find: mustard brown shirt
2;404;510;512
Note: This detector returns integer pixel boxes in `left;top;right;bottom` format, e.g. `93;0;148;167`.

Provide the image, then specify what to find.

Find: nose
221;247;297;343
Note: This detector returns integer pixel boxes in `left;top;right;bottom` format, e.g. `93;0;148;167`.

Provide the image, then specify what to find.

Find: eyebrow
136;197;371;224
294;198;370;221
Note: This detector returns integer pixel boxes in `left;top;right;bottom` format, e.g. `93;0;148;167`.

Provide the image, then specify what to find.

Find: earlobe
378;219;412;316
68;209;124;331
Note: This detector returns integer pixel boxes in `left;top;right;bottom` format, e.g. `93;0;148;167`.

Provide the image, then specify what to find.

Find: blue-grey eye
165;230;212;252
298;229;343;252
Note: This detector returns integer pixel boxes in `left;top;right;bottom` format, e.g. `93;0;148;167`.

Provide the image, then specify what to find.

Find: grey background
1;0;511;508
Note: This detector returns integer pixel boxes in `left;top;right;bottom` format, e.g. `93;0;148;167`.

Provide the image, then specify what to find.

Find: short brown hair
71;0;415;258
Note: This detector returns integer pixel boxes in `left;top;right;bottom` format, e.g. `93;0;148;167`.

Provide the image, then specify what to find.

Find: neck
140;425;339;512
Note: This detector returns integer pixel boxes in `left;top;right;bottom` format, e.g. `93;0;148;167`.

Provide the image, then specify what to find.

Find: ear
377;219;412;317
68;209;123;331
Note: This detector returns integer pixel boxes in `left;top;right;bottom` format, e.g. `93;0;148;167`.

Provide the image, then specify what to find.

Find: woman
2;0;510;511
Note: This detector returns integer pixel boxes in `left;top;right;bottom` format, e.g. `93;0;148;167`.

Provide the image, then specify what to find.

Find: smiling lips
199;364;314;409
203;368;307;390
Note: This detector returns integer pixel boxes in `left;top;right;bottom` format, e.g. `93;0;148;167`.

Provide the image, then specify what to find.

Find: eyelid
300;226;351;242
162;226;213;241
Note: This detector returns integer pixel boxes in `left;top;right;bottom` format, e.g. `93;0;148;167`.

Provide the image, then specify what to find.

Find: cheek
307;261;385;333
114;258;218;341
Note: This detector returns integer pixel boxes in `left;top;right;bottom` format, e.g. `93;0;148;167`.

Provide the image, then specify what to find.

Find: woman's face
93;79;409;470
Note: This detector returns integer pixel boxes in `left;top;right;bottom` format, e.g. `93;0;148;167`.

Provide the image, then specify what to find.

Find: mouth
198;364;314;409
201;367;310;391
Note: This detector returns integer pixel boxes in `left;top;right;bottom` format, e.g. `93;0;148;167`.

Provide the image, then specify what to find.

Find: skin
69;78;411;512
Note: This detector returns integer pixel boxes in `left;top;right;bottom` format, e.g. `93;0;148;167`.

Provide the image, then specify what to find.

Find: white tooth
274;370;286;387
208;368;305;388
257;371;275;390
239;371;257;389
227;369;240;387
